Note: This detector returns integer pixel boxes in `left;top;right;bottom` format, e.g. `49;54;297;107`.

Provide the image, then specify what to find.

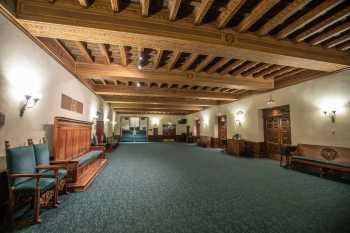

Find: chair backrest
6;143;36;185
33;144;50;165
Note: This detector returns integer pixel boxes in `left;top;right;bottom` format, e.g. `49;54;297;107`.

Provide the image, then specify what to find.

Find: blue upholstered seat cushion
6;146;36;185
41;168;68;178
33;144;50;165
15;177;56;194
78;151;102;166
292;156;350;168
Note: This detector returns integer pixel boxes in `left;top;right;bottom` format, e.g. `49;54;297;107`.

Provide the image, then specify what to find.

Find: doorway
263;105;291;160
163;124;176;139
217;115;227;148
195;119;200;138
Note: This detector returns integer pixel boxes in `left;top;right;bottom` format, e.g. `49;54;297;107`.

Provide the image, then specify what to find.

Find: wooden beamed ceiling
9;0;350;115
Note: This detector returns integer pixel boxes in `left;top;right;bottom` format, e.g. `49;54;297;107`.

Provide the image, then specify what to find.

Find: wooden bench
290;144;350;175
53;117;108;192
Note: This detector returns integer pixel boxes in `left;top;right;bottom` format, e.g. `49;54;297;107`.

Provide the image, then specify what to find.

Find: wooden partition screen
53;117;92;160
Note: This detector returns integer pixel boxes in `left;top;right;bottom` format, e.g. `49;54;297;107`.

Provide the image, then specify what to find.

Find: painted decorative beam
76;63;274;90
168;0;182;21
230;61;259;76
217;0;247;29
236;0;280;32
263;67;297;79
193;0;214;25
16;0;350;71
295;6;350;42
277;0;343;39
258;0;311;35
93;85;239;100
242;63;271;76
254;65;283;77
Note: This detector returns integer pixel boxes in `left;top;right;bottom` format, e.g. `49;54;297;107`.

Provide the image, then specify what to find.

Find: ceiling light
136;82;141;87
137;64;142;70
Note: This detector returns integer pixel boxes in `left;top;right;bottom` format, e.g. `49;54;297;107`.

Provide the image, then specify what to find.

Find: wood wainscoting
53;117;107;191
226;139;266;158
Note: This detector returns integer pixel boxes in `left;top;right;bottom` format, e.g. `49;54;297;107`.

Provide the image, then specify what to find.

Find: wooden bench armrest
37;164;63;170
8;173;42;178
90;145;105;151
51;160;78;165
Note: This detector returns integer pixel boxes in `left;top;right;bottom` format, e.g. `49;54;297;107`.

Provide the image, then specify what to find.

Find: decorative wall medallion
321;148;337;161
0;112;5;128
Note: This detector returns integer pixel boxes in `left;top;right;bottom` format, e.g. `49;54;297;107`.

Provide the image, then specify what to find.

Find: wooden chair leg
34;183;41;224
54;178;59;207
8;188;16;228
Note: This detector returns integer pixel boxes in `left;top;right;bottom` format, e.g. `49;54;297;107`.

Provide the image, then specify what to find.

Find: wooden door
263;105;291;160
218;115;227;148
195;120;200;137
153;128;158;136
163;124;176;139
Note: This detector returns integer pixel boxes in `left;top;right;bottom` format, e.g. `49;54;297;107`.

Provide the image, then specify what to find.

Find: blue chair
5;141;59;225
28;138;68;196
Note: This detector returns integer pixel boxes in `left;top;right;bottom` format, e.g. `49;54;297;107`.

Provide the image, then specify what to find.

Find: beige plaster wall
187;70;350;148
0;14;103;169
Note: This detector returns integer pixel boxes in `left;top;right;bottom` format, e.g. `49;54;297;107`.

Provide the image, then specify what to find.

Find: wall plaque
61;94;83;114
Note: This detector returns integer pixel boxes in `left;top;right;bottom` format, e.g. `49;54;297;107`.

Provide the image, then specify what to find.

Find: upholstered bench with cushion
78;150;102;166
290;144;350;175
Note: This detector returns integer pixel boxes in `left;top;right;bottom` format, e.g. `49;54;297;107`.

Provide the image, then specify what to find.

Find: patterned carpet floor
8;143;350;233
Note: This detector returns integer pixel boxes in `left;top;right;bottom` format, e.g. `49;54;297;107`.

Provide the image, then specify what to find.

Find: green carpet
8;143;350;233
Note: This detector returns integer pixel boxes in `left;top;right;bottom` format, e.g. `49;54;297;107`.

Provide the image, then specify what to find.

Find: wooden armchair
28;138;69;196
5;141;59;225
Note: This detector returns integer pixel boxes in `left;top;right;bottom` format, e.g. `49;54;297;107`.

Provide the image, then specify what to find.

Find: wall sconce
20;95;40;117
267;93;275;105
323;110;336;123
235;110;244;127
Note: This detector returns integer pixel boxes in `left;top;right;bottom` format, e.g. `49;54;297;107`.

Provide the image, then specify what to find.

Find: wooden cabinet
226;139;245;156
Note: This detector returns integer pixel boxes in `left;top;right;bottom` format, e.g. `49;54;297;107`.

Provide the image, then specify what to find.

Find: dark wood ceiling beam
76;63;273;90
111;104;202;111
338;42;350;51
237;0;280;32
274;68;304;80
207;58;231;74
94;85;238;101
75;41;94;63
168;0;182;21
195;55;215;72
217;0;247;29
277;0;344;39
114;109;193;115
103;96;220;107
295;6;350;42
119;45;128;66
310;21;350;45
111;0;120;12
258;0;312;36
231;62;259;76
153;49;163;69
263;67;297;79
140;0;150;17
98;44;111;64
242;63;271;77
325;34;350;48
254;65;283;77
220;60;246;75
193;0;214;25
181;53;199;71
77;0;89;8
167;51;181;70
16;0;350;71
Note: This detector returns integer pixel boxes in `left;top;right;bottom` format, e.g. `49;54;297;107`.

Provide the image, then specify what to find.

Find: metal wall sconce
323;110;336;123
235;110;244;127
20;95;40;117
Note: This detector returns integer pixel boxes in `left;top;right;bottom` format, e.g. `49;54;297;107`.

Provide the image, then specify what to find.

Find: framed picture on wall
0;112;5;128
